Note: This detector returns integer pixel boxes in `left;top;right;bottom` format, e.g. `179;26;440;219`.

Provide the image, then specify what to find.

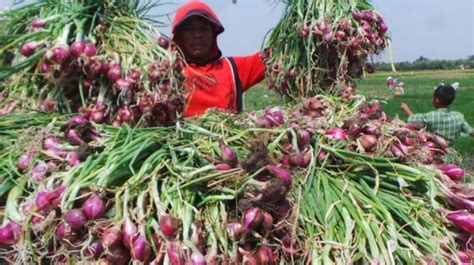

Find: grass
244;84;285;111
244;69;474;173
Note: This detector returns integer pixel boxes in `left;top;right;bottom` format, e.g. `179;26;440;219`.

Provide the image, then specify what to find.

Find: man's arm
401;104;428;126
459;115;474;138
465;126;474;138
232;52;265;92
400;102;414;117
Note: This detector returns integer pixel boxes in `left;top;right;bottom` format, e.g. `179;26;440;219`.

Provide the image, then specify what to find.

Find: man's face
177;16;214;63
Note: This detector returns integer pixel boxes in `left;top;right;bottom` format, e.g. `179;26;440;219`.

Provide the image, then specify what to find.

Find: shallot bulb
122;217;138;249
30;161;49;182
378;22;388;33
228;222;243;239
264;107;285;126
266;165;292;187
437;164;464;181
256;245;275;265
20;42;38;57
167;242;185;265
107;64;122;83
48;45;70;64
84;240;104;259
296;129;311;150
35;186;65;212
84;43;97;57
243;207;263;231
17;150;35;171
65;209;87;230
0;221;21;246
81;193;105;219
158;35;170;49
159;215;181;238
325;128;347;140
101;226;123;249
446;210;474;234
130;233;151;262
31;18;46;28
358;134;378;151
190;250;206;265
70;41;86;57
219;141;238;168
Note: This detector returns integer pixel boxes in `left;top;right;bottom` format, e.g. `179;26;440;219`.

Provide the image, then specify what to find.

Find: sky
1;0;473;62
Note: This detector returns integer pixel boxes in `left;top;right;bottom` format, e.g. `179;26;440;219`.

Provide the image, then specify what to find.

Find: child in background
394;82;405;95
386;76;394;91
400;85;474;146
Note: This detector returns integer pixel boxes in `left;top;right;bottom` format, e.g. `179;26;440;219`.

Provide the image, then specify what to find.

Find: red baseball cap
172;1;224;35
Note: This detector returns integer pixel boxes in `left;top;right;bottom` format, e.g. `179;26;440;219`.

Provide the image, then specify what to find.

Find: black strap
227;57;243;113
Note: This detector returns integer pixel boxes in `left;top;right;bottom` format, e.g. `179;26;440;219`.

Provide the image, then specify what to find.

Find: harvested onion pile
264;0;389;99
0;0;473;264
1;97;472;264
0;0;184;126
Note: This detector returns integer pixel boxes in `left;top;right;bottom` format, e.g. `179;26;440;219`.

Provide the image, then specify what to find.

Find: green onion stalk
264;0;390;101
295;143;458;263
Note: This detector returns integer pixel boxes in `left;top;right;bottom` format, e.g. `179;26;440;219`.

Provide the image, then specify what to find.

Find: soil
241;140;273;174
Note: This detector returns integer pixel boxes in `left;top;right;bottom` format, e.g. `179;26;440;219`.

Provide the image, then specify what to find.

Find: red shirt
183;52;265;117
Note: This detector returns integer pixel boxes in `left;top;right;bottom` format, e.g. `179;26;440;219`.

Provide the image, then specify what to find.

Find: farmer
400;85;474;145
394;81;405;95
386;76;394;91
172;0;265;117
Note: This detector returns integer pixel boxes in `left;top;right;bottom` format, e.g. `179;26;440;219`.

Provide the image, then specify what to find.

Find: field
244;69;474;173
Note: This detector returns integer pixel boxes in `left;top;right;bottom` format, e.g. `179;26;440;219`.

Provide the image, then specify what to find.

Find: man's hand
400;102;413;116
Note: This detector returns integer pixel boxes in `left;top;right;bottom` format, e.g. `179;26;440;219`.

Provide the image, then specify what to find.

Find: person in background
394;81;405;95
451;82;459;90
400;85;474;145
171;0;266;117
386;76;394;91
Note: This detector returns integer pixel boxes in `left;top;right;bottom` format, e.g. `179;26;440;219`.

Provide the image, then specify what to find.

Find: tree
413;56;429;63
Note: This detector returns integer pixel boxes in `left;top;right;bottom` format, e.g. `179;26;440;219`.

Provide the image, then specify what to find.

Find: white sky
2;0;473;62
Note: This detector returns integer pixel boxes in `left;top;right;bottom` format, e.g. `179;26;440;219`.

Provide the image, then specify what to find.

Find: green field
244;69;474;171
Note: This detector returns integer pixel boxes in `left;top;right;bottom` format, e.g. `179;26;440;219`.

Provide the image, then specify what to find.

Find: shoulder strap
226;57;243;113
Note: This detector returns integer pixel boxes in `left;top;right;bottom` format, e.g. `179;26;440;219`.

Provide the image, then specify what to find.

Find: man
400;85;474;145
172;0;266;117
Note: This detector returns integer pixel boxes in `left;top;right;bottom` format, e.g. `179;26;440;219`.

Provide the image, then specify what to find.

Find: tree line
373;55;474;71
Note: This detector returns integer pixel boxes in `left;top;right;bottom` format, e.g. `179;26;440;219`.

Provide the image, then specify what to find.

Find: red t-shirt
183;52;265;117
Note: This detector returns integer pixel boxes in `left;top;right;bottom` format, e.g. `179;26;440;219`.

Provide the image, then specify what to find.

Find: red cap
172;1;224;35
